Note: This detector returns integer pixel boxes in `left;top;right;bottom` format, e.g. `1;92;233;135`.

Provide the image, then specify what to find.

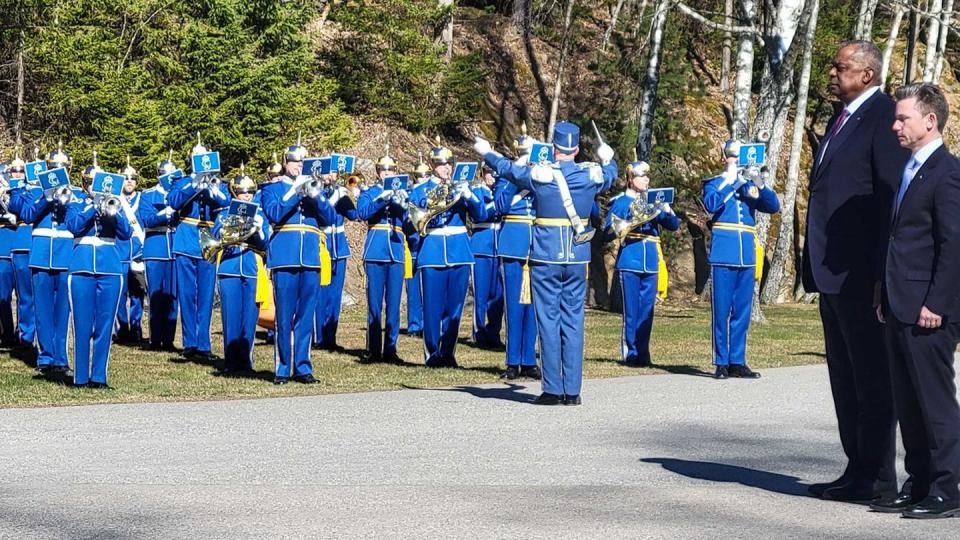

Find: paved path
0;365;956;539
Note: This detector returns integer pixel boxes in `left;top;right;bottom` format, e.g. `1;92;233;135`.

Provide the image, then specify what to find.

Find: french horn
199;214;263;262
407;181;463;236
608;194;662;242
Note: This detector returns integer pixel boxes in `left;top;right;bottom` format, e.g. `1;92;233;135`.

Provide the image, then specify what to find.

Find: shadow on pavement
411;383;534;403
641;457;810;496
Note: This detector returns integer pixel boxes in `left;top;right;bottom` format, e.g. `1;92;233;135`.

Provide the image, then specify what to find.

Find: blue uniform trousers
272;269;319;378
421;265;470;367
175;256;215;353
146;260;178;347
11;252;35;344
69;274;122;385
406;264;423;333
219;276;258;372
501;259;537;367
0;258;16;344
314;258;347;348
531;263;587;396
365;261;404;359
710;265;754;366
116;263;144;340
32;269;70;368
619;270;658;364
472;256;504;346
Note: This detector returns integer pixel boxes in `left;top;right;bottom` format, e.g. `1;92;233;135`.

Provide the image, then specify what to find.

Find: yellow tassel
656;243;668;300
403;240;413;280
754;237;764;282
519;260;532;304
319;233;332;286
255;254;272;309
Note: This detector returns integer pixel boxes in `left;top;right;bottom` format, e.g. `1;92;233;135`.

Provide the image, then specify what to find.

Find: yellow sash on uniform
319;233;332;286
656;243;668;300
255;254;272;309
754;238;764;282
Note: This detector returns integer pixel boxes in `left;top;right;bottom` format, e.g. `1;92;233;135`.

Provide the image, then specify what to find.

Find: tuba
199;213;263;262
609;194;662;242
407;180;462;236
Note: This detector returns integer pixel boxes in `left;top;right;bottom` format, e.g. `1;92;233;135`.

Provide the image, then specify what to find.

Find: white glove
597;143;615;164
376;189;394;201
328;186;344;206
253;213;264;229
473;136;492;156
392;189;409;204
2;213;15;225
160;207;175;218
457;182;475;201
531;164;554;183
661;203;673;215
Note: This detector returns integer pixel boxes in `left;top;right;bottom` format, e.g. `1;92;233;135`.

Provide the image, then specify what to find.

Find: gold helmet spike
9;148;26;172
33;145;41;161
284;131;308;163
376;143;397;172
158;149;177;176
120;155;138;179
267;152;283;176
82;150;104;181
192;132;208;156
413;150;430;178
46;140;72;169
514;121;534;155
231;162;257;195
429;136;452;165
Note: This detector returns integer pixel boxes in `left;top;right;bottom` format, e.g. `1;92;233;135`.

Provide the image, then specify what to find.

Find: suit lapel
814;91;884;182
892;145;947;228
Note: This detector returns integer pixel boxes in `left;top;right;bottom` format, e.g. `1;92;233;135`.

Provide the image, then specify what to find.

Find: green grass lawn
0;302;826;408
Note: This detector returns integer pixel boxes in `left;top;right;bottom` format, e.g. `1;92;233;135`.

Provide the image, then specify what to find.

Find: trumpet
52;185;73;206
195;173;221;192
95;194;122;217
608;193;662;242
199;213;263;262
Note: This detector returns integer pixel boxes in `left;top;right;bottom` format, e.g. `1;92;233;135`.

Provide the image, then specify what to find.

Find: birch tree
439;0;454;61
881;3;906;87
636;0;671;160
762;0;819;304
546;0;577;141
854;0;880;39
923;0;943;81
602;0;629;51
934;0;954;82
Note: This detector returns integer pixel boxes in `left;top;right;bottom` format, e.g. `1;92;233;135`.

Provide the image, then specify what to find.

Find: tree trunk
731;0;757;140
439;0;454;61
853;0;879;39
512;0;530;35
881;4;905;88
14;31;25;147
721;0;733;91
934;0;954;82
763;0;818;305
547;0;577;142
905;5;919;85
602;0;628;51
923;0;943;81
635;0;670;161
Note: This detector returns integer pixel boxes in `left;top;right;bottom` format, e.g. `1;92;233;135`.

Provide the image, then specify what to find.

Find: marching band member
167;136;230;362
260;135;336;384
114;157;146;344
5;151;37;352
20;142;85;375
475;121;618;405
137;152;180;351
356;147;409;364
256;154;284;346
313;168;357;351
403;153;431;338
411;139;488;368
469;164;504;349
702;141;780;379
66;166;133;388
0;164;17;347
214;170;268;373
603;160;679;367
492;128;539;380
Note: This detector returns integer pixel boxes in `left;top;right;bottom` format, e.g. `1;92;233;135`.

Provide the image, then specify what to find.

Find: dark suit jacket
882;145;960;324
802;90;910;301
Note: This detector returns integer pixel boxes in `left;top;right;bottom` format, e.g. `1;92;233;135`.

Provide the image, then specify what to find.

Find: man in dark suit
803;40;909;502
871;83;960;519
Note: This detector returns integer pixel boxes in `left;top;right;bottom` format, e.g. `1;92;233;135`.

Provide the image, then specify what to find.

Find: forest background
0;0;956;315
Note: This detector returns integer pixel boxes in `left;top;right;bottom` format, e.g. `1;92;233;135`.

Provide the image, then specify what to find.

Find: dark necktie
817;109;850;166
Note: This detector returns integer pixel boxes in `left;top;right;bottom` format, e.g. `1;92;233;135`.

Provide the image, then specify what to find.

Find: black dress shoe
36;365;52;374
162;343;181;353
728;364;760;378
808;476;850;498
293;374;319;384
87;382;111;390
532;392;563;405
869;490;919;513
563;394;582;406
273;377;289;385
501;366;520;380
409;331;423;338
901;496;960;519
382;353;404;365
520;365;542;379
713;366;728;379
822;481;884;503
50;365;73;377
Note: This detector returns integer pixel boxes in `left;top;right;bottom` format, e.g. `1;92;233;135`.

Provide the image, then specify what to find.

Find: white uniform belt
32;228;73;239
145;226;172;234
471;223;500;230
76;236;116;247
321;225;346;234
425;226;468;236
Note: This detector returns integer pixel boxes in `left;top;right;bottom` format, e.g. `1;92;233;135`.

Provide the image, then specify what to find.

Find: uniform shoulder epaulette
609;192;626;202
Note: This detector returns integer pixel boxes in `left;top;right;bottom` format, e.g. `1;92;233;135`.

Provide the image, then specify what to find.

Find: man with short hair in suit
871;83;960;519
803;40;909;502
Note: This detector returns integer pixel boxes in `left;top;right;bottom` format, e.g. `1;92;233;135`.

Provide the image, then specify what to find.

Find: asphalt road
0;365;956;539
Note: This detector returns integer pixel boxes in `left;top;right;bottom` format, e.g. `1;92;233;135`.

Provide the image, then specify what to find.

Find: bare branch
675;1;762;36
